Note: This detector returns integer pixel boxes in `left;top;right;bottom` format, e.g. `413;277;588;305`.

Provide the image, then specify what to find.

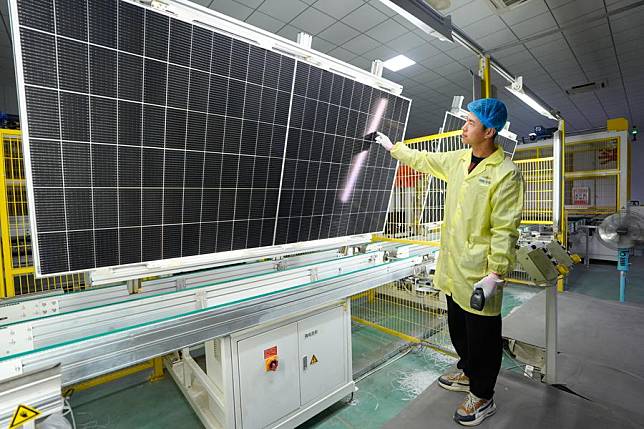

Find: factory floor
67;257;638;429
566;256;644;304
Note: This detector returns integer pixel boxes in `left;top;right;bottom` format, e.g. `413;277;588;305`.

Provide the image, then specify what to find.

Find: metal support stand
149;356;165;382
618;249;629;303
0;365;63;428
585;227;590;269
370;59;384;77
544;282;558;384
578;224;596;269
126;278;140;294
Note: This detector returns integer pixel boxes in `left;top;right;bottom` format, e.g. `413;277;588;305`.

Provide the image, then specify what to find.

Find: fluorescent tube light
505;77;557;120
378;0;453;42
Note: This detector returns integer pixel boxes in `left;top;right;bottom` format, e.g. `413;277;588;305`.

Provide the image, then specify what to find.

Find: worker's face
462;112;495;145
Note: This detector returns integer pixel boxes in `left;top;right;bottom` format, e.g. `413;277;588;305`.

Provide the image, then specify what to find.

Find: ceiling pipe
452;26;561;120
378;0;562;120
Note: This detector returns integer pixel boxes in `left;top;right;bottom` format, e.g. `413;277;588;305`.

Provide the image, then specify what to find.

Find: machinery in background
522;125;558;143
514;125;631;265
168;302;354;429
508;239;578;384
596;209;644;302
0;113;19;129
515;240;578;285
570;205;644;264
508;226;556;284
569;218;618;262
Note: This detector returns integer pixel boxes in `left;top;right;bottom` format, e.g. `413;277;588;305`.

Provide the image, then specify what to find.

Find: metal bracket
135;0;169;9
478;56;486;79
127;278;141;294
296;32;312;49
388;245;411;259
176;278;187;291
450;95;465;113
0;358;23;379
510;76;524;92
355;244;369;254
309;268;319;282
195;290;207;310
0;298;60;324
274;260;289;271
0;323;34;357
369;252;384;265
370;59;384;77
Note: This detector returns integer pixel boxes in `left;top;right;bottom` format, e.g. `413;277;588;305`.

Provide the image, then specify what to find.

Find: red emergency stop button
265;355;279;372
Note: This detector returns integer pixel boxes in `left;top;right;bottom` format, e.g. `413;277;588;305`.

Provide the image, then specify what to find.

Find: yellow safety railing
564;137;620;215
515;157;554;225
515;136;621;216
372;130;464;247
503;156;556;285
351;280;456;357
513;146;553;160
0;129;86;298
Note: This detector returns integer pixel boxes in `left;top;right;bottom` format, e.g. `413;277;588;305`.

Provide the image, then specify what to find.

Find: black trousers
446;294;502;400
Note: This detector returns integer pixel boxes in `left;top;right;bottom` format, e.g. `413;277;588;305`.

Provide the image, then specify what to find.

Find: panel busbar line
11;0;411;276
276;62;408;244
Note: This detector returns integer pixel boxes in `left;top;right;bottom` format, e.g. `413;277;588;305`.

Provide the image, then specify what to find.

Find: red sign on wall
263;346;278;359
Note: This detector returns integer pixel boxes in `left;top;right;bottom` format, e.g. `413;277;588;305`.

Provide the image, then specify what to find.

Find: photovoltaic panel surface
10;0;411;275
276;62;408;244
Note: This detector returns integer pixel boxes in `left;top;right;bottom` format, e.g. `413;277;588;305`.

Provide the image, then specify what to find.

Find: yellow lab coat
390;142;524;316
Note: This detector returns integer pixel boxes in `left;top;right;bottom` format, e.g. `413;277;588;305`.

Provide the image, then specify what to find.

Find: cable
60;389;77;429
62;397;76;429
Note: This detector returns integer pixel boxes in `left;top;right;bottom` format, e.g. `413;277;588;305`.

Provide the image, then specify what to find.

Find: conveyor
0;241;437;428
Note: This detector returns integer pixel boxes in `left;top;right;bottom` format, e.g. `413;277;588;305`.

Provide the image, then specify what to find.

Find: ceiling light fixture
382;54;416;72
505;77;557;120
378;0;453;42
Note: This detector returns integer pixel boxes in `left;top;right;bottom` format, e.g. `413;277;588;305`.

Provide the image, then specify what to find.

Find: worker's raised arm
375;132;450;181
487;169;524;276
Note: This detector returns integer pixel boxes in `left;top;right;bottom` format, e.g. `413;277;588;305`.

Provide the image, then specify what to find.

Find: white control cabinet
168;301;355;429
232;303;354;429
236;322;301;428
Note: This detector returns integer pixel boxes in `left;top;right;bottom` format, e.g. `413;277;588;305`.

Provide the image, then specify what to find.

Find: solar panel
10;0;411;276
276;62;408;244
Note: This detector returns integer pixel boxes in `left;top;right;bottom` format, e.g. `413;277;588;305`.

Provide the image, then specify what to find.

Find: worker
375;98;524;426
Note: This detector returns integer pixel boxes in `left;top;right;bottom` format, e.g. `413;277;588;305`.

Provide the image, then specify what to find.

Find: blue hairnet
467;98;508;132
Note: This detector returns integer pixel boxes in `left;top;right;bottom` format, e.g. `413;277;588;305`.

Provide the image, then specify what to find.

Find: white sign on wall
573;187;590;206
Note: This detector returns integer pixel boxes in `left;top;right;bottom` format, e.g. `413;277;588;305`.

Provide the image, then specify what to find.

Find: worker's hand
375;132;394;151
473;272;504;299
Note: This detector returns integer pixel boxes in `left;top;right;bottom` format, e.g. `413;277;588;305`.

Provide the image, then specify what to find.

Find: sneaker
453;393;496;426
438;370;470;392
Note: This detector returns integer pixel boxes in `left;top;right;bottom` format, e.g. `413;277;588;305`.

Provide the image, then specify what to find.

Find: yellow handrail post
616;136;621;211
480;55;491;99
0;130;15;298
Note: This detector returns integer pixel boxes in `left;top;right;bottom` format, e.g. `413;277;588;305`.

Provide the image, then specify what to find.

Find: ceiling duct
488;0;536;12
565;80;609;95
